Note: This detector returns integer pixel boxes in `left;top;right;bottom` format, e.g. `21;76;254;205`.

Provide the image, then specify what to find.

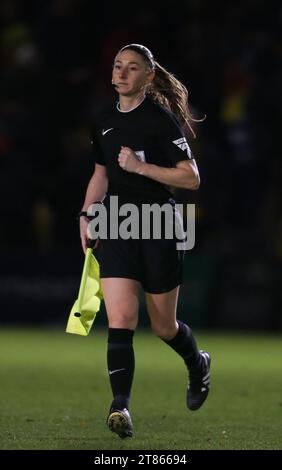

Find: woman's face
112;49;154;97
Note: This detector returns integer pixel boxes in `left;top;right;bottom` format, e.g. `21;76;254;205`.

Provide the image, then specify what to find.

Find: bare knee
151;321;178;340
107;307;138;330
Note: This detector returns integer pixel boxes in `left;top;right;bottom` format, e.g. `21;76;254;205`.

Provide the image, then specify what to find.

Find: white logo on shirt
173;137;192;158
102;128;114;136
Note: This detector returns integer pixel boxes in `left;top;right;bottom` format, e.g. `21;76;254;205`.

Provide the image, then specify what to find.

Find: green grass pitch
0;328;281;450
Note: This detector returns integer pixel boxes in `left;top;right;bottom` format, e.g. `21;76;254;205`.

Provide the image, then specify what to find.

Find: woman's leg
146;286;201;366
146;286;211;411
101;277;140;438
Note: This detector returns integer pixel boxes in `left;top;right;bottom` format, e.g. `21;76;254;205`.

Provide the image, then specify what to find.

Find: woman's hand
118;146;144;174
80;216;99;254
80;216;89;254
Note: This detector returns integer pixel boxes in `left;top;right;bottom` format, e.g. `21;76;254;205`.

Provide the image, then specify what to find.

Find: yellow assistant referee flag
66;248;103;336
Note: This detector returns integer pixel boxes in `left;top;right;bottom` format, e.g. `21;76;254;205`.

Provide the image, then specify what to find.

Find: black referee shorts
94;237;184;294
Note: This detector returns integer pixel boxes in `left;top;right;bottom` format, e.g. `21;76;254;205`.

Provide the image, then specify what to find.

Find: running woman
79;44;211;439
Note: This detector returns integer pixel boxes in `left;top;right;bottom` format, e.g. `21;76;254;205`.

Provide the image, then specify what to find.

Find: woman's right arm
80;163;108;253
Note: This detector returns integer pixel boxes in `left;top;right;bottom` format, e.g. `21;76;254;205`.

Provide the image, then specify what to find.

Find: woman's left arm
118;146;200;190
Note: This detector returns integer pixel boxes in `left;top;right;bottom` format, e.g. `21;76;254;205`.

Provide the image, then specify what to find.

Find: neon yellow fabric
66;248;103;336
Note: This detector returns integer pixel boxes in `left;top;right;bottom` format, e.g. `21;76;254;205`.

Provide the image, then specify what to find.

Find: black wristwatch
77;201;104;221
77;211;89;220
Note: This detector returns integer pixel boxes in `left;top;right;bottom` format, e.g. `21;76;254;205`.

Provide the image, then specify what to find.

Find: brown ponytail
148;61;205;138
118;44;205;138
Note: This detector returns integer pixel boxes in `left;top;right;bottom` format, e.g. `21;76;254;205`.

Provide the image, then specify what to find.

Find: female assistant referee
79;44;211;439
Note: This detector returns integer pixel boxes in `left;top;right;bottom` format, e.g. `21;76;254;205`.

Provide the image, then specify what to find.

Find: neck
118;93;146;112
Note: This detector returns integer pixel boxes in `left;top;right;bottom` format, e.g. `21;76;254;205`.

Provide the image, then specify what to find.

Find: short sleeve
90;125;105;166
157;112;195;166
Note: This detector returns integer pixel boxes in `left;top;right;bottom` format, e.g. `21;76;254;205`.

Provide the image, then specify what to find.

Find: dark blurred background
0;0;281;331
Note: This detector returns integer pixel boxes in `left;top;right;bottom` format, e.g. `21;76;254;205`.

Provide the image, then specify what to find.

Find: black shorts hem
99;274;182;294
143;278;183;294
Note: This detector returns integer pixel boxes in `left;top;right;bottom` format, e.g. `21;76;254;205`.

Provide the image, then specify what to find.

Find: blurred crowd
0;0;281;252
0;0;281;328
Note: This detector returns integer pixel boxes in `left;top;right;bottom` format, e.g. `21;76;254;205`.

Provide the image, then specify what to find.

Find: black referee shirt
91;96;194;203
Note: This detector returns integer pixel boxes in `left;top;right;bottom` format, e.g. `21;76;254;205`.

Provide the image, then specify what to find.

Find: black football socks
162;320;203;372
107;328;135;411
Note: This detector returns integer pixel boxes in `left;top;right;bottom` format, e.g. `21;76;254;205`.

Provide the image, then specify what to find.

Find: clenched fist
118;146;144;174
